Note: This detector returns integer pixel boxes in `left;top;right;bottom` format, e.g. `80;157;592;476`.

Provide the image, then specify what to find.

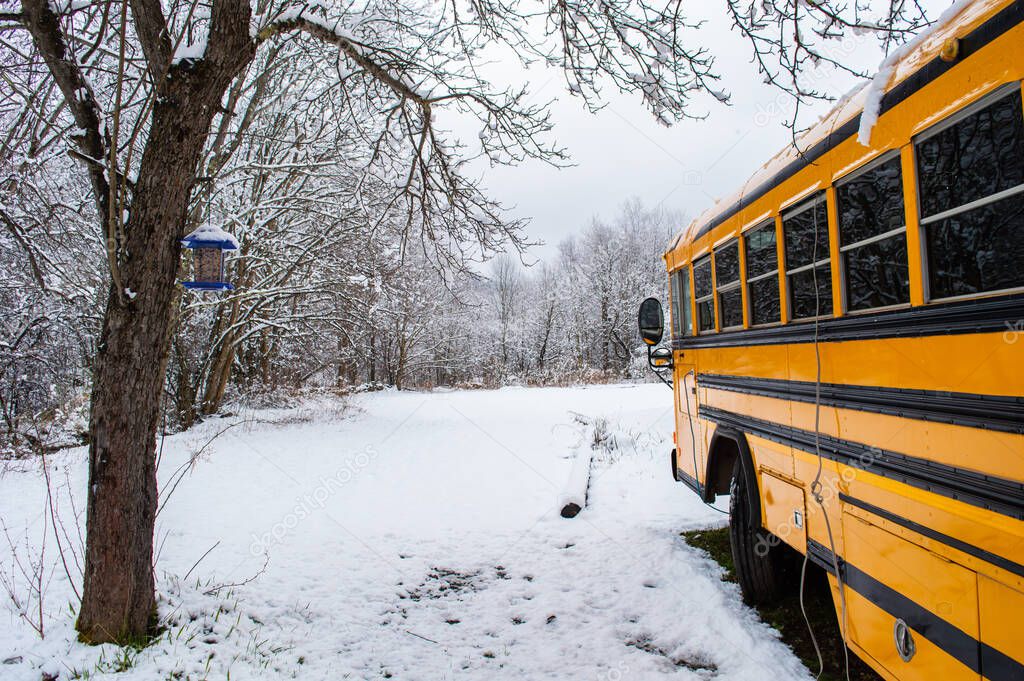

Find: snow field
0;384;812;680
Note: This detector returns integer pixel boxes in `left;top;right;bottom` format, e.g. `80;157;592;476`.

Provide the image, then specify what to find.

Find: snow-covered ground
1;384;811;680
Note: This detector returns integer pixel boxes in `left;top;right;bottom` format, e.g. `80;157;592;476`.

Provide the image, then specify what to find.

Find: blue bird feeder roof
181;225;240;250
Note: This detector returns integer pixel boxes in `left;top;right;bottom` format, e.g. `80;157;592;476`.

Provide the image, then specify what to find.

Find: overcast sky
443;1;950;265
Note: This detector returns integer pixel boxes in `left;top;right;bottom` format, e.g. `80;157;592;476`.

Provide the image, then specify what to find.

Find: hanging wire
797;198;851;681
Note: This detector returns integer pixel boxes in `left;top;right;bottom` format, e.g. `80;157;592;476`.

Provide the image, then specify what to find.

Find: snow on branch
725;0;931;133
254;9;427;104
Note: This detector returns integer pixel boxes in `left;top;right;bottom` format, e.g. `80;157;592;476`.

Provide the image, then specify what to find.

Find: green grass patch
682;528;881;681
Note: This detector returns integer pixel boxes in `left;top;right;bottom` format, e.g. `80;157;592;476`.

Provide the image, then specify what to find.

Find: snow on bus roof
669;0;1001;254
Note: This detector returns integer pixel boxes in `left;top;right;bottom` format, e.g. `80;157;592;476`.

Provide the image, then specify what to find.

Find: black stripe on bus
806;538;844;576
698;406;1024;520
675;466;703;496
690;0;1024;242
983;645;1024;681
846;561;982;673
805;540;1024;680
697;374;1024;435
838;493;1024;579
671;292;1024;349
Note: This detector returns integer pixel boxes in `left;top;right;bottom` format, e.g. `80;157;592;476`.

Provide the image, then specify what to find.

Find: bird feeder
181;224;239;291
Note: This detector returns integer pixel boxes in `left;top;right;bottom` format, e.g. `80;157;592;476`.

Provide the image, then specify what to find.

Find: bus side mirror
638;297;664;346
650;347;673;368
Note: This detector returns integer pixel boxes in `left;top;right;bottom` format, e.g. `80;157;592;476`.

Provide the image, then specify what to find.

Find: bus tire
728;458;793;606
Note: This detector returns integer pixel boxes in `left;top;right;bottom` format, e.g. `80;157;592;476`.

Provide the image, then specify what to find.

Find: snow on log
558;443;594;518
558;411;611;518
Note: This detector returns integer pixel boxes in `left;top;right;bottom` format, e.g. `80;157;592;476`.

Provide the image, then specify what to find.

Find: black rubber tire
728;458;796;606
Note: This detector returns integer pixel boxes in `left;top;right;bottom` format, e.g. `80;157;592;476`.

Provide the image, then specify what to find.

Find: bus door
674;361;703;491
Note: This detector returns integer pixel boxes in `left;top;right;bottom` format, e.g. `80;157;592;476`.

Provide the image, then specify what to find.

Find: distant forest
2;188;675;453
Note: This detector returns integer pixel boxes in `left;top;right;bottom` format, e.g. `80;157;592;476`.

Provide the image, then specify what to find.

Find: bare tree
491;254;522;379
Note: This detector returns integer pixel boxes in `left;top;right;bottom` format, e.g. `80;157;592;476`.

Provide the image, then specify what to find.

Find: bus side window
669;269;693;337
916;85;1024;300
744;221;780;325
783;193;832;320
679;270;693;336
715;240;743;330
670;271;681;337
693;256;715;333
836;154;910;311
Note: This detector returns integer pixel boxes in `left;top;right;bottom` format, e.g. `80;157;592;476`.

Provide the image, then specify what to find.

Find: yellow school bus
638;1;1024;679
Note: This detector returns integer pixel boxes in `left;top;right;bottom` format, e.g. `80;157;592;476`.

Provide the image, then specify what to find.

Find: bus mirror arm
611;329;673;389
647;345;675;390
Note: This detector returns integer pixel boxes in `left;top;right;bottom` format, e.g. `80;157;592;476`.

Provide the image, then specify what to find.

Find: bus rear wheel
728;459;795;606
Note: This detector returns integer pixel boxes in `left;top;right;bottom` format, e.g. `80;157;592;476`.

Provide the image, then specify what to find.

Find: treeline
1;180;675;452
166;198;678;423
339;199;678;391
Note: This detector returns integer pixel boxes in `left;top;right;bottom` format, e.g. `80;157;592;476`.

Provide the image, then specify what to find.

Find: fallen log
558;443;595;518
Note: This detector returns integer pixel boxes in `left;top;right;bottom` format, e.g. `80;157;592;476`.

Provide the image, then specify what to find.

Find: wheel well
704;427;761;524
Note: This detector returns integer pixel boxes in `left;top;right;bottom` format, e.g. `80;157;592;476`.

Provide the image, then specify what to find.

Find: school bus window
714;240;743;329
836;154;910;311
693;256;715;333
744;221;780;325
669;268;693;337
916;85;1024;299
680;270;693;335
783;194;832;319
670;270;682;337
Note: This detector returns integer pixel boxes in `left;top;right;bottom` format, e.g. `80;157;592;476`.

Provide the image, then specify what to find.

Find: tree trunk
395;324;408;390
261;330;274;387
368;334;377;383
172;336;199;430
201;324;239;416
201;340;234;415
77;49;253;643
600;296;610;374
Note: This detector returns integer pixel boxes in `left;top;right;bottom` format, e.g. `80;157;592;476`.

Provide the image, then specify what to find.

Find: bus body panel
844;514;981;681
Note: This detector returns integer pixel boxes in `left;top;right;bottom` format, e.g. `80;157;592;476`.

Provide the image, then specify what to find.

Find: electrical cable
797;199;851;681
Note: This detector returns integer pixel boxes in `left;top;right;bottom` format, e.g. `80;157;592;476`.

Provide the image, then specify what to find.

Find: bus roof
667;0;1012;258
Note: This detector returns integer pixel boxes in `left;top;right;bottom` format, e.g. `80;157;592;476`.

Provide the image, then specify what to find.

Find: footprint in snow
626;635;719;675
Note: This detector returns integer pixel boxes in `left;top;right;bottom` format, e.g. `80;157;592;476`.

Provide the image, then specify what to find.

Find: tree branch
255;15;427;105
127;0;171;79
20;0;110;226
